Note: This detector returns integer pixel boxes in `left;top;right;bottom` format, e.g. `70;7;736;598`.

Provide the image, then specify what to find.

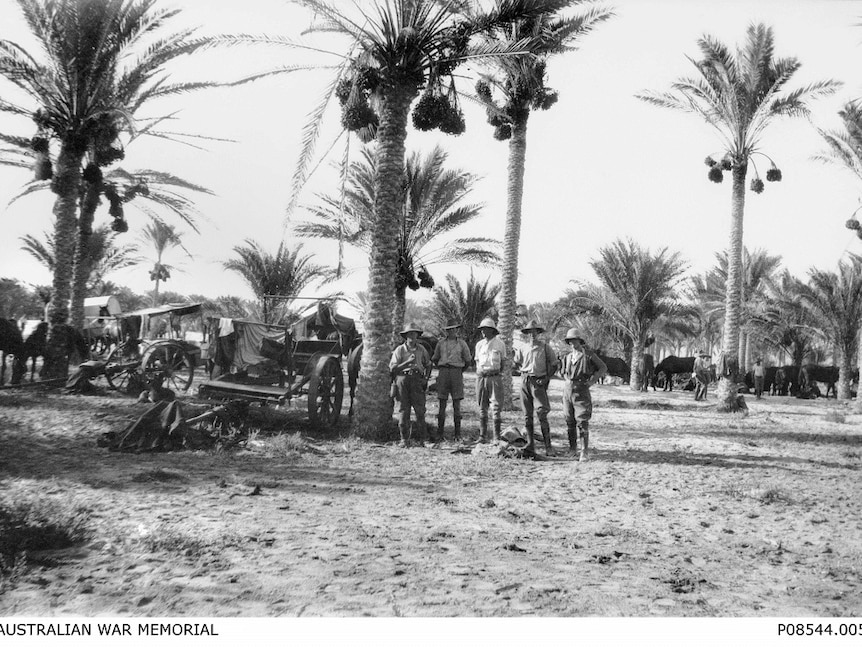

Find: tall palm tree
280;1;560;438
298;145;497;344
223;239;332;325
474;0;613;406
567;238;690;389
638;23;839;411
796;255;862;401
139;221;188;307
430;272;500;349
815;101;862;410
0;0;222;377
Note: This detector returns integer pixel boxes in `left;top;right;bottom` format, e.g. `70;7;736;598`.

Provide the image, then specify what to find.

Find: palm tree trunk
391;285;407;349
497;115;529;410
626;335;638;390
716;164;747;412
69;181;101;329
837;346;851;400
353;87;415;440
153;278;161;308
41;146;83;380
856;328;862;412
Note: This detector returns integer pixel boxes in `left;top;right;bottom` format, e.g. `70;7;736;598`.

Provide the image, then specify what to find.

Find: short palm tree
298;145;497;343
139;221;189;308
638;23;839;411
753;270;818;367
796;255;862;401
20;225;140;293
0;0;222;377
223;240;332;325
567;238;690;389
430;272;500;349
474;0;613;406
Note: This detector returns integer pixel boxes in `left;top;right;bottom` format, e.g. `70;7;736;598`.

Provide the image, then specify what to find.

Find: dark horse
0;318;24;385
14;323;89;383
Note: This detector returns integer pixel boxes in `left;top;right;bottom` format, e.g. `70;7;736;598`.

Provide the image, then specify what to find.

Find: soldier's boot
493;419;502;442
540;421;554;457
524;421;536;458
436;400;446;443
452;400;462;443
566;425;578;456
479;417;489;444
578;425;590;462
414;418;428;447
398;424;410;449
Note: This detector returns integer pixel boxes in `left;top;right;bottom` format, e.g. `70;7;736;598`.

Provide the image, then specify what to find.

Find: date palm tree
0;0;222;377
638;23;839;411
814;101;862;410
140;220;190;308
473;0;613;406
567;238;690;389
298;145;497;344
275;0;564;438
223;240;332;325
429;272;500;349
796;255;862;401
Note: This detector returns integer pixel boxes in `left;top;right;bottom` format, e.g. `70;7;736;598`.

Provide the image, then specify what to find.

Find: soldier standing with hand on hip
560;329;607;461
512;320;558;457
474;317;506;443
389;323;432;448
431;319;472;444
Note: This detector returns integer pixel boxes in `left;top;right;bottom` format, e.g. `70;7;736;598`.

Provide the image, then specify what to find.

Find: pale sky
0;0;860;318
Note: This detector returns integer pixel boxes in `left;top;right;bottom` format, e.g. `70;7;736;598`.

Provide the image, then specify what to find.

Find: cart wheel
307;355;344;429
104;341;141;392
142;342;194;392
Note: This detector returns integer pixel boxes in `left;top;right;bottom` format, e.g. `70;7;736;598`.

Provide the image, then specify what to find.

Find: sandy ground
0;372;860;617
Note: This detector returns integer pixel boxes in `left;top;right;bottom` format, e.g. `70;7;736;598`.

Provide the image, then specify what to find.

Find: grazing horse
0;318;24;385
17;321;48;382
653;355;696;391
596;354;630;384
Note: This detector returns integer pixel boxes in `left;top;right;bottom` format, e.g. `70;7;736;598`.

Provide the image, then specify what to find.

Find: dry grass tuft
136;522;241;557
823;410;846;424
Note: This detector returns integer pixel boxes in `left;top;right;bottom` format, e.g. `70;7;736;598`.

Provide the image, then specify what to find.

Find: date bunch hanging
396;253;420;292
413;74;465;135
336;63;380;134
703;155;733;183
102;184;128;233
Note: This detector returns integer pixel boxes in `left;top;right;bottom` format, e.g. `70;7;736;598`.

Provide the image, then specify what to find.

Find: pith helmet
564;328;586;344
400;322;422;336
520;319;545;334
444;319;461;330
478;317;498;333
500;426;528;447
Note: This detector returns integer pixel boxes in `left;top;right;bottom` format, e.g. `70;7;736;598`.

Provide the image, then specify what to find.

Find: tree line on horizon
1;0;861;425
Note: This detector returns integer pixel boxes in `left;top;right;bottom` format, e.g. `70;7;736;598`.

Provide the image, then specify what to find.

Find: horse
16;321;48;382
0;318;24;385
14;323;89;383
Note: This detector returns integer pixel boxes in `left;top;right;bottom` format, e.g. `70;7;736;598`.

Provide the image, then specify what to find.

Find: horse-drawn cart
102;302;205;393
196;303;357;429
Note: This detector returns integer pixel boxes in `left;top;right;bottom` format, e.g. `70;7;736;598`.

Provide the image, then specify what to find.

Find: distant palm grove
1;0;860;425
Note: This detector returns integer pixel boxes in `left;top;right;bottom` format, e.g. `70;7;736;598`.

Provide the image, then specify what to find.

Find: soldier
693;350;711;401
560;329;607;461
389;323;432;448
431;319;472;444
512;319;558;457
474;317;506;443
753;357;765;399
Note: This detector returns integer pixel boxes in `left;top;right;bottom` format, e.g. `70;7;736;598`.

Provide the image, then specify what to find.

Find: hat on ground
500;426;528;448
520;319;545;334
564;328;586;344
477;317;498;333
400;322;423;336
444;319;461;330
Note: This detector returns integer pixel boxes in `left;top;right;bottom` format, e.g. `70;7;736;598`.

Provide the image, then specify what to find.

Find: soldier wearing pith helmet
474;316;506;443
389;322;433;447
560;329;607;461
512;319;559;457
